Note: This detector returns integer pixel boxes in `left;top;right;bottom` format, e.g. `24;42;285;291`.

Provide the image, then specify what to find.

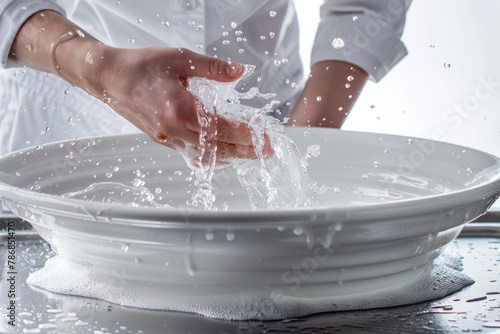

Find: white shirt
0;0;410;154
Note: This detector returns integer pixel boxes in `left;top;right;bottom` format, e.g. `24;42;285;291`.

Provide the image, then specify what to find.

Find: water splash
185;65;321;210
62;182;168;208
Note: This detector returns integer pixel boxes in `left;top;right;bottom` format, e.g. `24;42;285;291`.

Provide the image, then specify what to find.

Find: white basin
1;127;499;320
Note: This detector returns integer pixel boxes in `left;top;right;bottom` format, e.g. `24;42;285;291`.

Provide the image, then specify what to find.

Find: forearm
290;60;368;128
9;10;103;91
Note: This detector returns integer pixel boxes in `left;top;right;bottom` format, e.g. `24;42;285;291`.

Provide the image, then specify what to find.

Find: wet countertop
1;216;499;334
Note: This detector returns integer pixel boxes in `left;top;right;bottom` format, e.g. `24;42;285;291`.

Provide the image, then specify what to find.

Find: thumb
187;51;245;82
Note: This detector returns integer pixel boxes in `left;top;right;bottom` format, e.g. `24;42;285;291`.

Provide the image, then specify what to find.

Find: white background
295;0;500;158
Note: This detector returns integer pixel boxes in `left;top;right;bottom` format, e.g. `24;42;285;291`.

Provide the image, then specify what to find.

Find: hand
10;10;271;161
86;45;272;160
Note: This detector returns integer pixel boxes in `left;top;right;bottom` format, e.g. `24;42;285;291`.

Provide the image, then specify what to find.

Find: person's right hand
84;45;272;161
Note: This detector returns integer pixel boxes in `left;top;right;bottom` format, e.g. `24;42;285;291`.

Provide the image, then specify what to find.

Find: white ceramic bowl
1;128;499;319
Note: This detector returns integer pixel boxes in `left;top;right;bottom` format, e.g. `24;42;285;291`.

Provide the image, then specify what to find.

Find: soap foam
27;249;473;321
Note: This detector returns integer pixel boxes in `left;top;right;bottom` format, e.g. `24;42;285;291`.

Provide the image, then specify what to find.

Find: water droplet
133;178;145;187
121;243;129;252
407;138;413;144
25;43;33;52
260;35;266;40
106;172;113;178
234;30;242;36
134;257;141;264
161;21;170;27
372;161;380;168
352;16;358;21
222;40;230;45
293;227;303;235
370;105;375;109
135;18;142;23
273;59;281;66
269;32;275;38
331;37;345;49
345;83;350;89
226;232;235;241
316;96;322;102
361;173;368;179
205;232;214;241
239;49;245;53
269;11;277;17
444;62;451;68
231;21;237;29
347;75;354;81
128;38;135;44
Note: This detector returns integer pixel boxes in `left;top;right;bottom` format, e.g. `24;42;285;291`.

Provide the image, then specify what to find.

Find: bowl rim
1;128;500;227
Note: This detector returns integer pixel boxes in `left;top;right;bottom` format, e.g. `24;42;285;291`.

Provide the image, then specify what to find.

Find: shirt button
180;0;198;10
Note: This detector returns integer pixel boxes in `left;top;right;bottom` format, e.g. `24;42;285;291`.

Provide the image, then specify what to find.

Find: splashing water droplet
331;37;345;49
293;227;303;235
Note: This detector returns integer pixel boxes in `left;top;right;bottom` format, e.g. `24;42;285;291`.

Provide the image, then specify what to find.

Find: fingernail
226;63;244;77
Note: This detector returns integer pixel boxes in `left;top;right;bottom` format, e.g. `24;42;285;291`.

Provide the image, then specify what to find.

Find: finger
175;48;245;82
215;117;254;147
216;142;257;162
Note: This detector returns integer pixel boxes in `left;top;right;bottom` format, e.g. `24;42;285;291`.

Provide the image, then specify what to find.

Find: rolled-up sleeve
311;0;411;82
0;0;65;68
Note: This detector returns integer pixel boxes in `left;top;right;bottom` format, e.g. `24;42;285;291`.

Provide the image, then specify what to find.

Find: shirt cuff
311;5;409;82
0;0;66;68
